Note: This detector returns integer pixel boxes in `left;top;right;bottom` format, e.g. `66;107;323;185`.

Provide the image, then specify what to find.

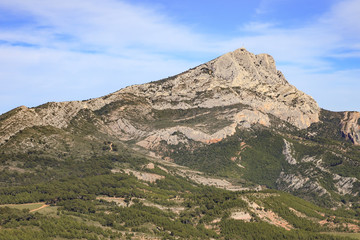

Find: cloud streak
0;0;359;113
0;0;216;54
0;0;216;113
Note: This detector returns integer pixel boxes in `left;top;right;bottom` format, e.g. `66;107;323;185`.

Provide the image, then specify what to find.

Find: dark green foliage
151;174;197;193
0;148;148;187
298;109;345;143
0;207;38;227
262;197;323;231
167;130;246;178
239;129;286;188
329;157;360;179
266;191;325;219
0;173;130;204
0;213;122;240
0;206;122;239
149;105;235;131
98;203;210;239
59;199;96;214
0;173;357;239
1;93;360;239
323;152;343;167
220;219;349;240
0;154;113;186
95;94;149;116
291;140;324;160
184;187;247;219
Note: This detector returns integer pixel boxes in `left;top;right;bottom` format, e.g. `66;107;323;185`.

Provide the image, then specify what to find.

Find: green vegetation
0;151;149;187
323;232;360;240
163;122;360;208
0;202;44;211
167;135;243;178
1;162;357;239
0;207;122;240
148;105;236;132
220;219;350;240
239;129;287;188
1;93;360;238
95;94;149;116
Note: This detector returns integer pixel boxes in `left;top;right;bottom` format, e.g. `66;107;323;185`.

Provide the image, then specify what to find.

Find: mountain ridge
0;48;359;205
1;48;323;144
1;48;360;239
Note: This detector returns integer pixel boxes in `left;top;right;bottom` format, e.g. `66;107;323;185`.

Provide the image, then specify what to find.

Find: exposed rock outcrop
0;47;359;207
283;139;297;165
1;48;321;146
341;111;360;145
333;175;359;195
136;109;270;149
277;172;329;196
120;48;320;129
0;100;108;144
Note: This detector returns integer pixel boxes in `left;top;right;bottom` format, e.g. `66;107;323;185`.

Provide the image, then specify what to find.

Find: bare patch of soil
230;211;252;221
242;196;293;230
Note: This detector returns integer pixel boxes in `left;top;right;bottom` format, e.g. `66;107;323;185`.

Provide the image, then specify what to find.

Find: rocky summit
1;48;321;144
1;47;360;213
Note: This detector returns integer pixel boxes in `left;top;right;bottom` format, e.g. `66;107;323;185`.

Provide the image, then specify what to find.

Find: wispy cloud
254;0;276;15
0;0;216;54
0;0;216;113
219;0;360;111
0;0;359;113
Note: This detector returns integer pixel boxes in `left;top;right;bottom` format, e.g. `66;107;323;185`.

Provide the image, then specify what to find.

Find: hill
0;48;359;239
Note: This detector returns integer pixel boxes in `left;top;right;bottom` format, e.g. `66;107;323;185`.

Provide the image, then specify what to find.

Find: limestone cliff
120;48;320;129
0;47;359;204
341;111;360;145
0;48;321;146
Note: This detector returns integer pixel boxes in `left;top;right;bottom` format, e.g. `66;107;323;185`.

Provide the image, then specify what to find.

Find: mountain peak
0;48;322;146
118;48;320;129
209;47;287;87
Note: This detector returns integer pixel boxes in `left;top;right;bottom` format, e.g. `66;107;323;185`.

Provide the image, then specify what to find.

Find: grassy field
0;202;45;211
323;232;360;240
37;206;58;215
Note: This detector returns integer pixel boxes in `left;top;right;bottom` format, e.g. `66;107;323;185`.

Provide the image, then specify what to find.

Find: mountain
1;48;320;144
0;48;359;239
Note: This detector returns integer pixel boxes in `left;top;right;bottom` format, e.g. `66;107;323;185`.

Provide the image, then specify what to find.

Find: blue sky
0;0;359;114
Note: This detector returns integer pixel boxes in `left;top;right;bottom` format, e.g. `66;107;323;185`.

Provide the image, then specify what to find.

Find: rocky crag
0;48;320;144
0;48;359;206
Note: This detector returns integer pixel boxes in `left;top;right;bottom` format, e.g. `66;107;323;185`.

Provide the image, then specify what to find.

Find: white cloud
0;0;215;113
0;0;359;114
255;0;278;15
0;44;197;99
280;66;360;111
0;0;214;54
322;0;360;40
224;0;360;111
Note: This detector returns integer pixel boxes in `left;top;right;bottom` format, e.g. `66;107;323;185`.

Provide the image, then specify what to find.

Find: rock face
136;109;271;149
277;172;329;196
282;139;297;165
0;47;359;205
341;111;360;145
121;48;320;129
0;48;320;146
111;48;320;148
0;101;108;144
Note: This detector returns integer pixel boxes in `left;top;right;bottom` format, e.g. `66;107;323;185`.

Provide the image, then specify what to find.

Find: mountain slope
1;165;358;239
1;48;319;144
0;48;359;208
